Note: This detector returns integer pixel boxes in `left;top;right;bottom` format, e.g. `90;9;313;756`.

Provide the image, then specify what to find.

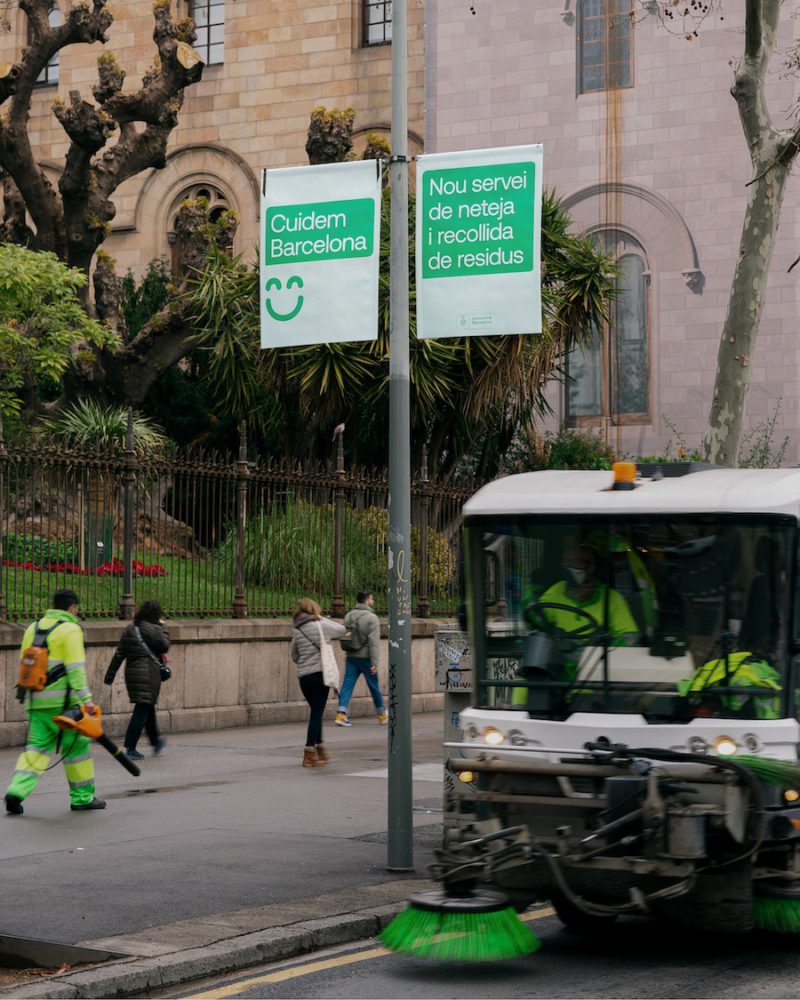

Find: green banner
260;160;381;348
416;145;542;339
421;162;535;279
265;197;375;264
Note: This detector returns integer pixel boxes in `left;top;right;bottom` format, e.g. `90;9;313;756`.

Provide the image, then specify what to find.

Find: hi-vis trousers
6;709;95;807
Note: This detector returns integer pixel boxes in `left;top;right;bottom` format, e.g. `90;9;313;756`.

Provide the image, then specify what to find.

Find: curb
0;905;404;999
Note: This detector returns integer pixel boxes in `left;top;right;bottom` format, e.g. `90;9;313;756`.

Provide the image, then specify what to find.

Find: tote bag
316;621;341;690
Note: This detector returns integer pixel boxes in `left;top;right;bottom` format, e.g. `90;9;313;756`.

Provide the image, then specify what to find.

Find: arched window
30;4;60;87
167;183;231;274
566;230;650;424
577;0;633;94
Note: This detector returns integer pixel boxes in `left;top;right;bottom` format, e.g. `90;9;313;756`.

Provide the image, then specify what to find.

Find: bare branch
732;0;781;161
0;170;33;245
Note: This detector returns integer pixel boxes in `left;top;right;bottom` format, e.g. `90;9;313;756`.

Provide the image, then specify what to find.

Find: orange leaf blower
53;705;141;777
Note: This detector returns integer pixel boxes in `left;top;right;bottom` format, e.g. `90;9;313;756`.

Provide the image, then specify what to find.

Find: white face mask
565;566;587;587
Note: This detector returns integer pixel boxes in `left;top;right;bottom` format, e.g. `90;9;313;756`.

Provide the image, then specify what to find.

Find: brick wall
0;0;424;276
426;2;800;463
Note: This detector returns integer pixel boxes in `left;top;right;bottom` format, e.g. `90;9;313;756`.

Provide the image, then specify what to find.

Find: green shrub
2;533;78;566
545;429;614;470
503;427;615;473
218;500;454;594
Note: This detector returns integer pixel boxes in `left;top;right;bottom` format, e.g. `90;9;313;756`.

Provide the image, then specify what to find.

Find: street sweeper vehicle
383;463;800;959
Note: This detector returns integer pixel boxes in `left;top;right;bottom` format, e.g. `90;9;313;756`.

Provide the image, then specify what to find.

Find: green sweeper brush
732;755;800;934
733;755;800;789
380;888;542;962
753;887;800;935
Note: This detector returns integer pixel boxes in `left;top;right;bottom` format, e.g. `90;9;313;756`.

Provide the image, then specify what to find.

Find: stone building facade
426;2;800;462
1;0;424;276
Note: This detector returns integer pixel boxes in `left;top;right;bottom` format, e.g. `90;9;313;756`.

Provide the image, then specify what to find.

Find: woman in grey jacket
290;597;346;767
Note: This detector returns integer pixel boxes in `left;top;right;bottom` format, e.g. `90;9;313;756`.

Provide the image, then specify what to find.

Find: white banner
416;144;543;339
260;159;381;349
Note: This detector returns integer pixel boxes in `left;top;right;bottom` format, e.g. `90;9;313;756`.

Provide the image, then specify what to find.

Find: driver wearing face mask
537;544;639;646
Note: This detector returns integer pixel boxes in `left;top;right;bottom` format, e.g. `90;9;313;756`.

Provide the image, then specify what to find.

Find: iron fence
0;426;475;622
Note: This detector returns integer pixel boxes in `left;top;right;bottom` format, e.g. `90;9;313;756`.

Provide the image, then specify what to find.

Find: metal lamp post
387;0;413;872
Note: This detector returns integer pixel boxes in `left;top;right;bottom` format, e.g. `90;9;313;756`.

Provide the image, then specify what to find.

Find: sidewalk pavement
0;710;446;999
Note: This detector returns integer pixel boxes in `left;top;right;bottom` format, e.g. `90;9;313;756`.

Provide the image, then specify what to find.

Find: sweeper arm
53;705;141;777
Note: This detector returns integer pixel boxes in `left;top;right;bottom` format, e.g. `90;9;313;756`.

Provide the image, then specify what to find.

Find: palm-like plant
188;189;615;474
42;400;169;457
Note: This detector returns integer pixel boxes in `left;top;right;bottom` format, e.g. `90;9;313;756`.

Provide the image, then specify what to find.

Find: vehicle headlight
508;729;527;747
482;726;504;746
688;736;708;755
714;735;738;757
784;789;800;803
743;733;761;753
466;724;479;740
458;770;475;784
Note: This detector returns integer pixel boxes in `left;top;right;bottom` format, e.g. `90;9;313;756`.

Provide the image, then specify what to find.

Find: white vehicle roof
463;468;800;518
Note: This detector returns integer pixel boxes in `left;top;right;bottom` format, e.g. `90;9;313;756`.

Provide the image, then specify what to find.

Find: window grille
189;0;224;66
578;0;632;93
363;0;392;46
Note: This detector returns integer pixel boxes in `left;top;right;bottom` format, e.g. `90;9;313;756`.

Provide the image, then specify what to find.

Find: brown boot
303;746;323;768
315;743;330;765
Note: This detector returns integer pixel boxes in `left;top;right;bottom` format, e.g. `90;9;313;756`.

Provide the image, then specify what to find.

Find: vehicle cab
460;464;800;759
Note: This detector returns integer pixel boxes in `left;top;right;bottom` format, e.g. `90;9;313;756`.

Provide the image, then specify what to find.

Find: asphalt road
0;713;445;946
164;909;800;1000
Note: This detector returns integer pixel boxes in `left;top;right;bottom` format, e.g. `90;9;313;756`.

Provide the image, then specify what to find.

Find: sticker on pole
416;144;542;339
260;159;381;348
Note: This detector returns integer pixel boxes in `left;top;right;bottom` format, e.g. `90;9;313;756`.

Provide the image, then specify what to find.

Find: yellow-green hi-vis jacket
19;609;92;711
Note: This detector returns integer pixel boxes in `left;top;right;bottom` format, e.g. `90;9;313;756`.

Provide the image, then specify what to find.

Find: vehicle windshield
467;515;795;722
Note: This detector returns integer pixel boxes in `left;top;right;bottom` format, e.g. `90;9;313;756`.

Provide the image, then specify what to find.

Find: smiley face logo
265;275;304;322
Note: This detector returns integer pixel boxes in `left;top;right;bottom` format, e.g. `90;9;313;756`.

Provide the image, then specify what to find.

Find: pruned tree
0;0;237;414
305;106;356;165
701;0;796;466
637;1;798;466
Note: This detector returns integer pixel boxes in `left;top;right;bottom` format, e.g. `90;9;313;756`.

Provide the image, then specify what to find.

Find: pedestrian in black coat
104;600;170;760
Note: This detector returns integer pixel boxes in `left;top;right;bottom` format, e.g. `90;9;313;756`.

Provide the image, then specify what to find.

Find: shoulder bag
315;621;341;690
134;625;171;681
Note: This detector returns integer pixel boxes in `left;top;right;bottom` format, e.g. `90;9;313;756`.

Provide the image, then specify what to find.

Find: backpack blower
53;705;141;777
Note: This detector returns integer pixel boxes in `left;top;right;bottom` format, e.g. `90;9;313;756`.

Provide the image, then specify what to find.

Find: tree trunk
703;159;790;466
703;0;797;467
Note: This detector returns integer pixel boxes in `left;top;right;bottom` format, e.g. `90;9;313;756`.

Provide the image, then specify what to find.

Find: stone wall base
0;619;449;749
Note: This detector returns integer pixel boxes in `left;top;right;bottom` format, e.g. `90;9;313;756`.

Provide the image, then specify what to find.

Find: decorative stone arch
134;143;260;263
562;181;703;291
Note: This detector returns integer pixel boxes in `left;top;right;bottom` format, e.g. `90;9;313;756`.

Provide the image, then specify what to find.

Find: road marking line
345;762;443;781
185;948;389;999
184;905;555;999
